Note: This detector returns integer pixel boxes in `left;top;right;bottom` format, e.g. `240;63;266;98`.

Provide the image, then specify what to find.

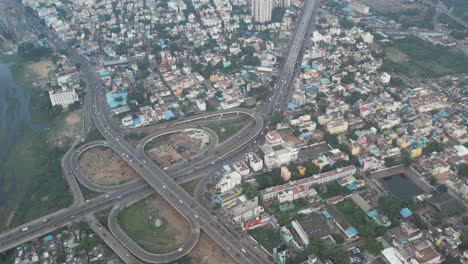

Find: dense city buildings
1;0;468;263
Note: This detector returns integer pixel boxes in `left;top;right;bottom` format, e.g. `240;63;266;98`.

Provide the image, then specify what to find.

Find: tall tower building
251;0;274;23
276;0;291;7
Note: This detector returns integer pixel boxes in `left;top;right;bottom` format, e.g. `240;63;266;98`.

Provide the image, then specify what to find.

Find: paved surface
86;215;144;264
0;0;319;263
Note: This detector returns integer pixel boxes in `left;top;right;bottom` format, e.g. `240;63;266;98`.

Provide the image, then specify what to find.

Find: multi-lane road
0;0;319;263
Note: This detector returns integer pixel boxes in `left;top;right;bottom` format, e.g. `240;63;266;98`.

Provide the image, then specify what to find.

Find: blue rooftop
320;210;332;219
99;71;110;77
287;103;298;110
132;117;141;127
345;227;359;237
367;210;379;218
163;110;175;120
299;131;313;139
106;91;128;109
43;235;53;242
320;77;330;84
400;208;412;218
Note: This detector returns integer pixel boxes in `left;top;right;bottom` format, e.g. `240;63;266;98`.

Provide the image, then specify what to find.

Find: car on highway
21;227;29;232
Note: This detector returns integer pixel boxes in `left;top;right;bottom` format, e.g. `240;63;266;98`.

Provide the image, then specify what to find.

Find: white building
121;115;133;127
381;72;391;85
233;160;251;177
276;0;291;7
261;166;357;201
245;152;264;172
196;99;206;111
252;0;274;23
48;88;79;108
260;132;298;170
215;171;242;193
290;115;317;132
349;1;370;14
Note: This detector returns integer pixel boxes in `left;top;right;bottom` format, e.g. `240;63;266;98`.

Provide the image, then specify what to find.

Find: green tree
458;163;468;179
332;233;345;244
56;251;66;263
378;195;401;220
423;142;443;155
331;249;350;264
80;236;99;262
50;105;63;118
242;184;260;200
361;238;384;255
306;238;331;259
302;160;320;176
460;230;468;250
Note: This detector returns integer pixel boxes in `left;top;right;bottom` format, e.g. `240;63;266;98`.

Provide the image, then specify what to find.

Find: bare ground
48;110;83;147
148;194;191;246
145;131;208;168
187;232;237;264
79;146;139;185
28;59;56;79
384;47;409;62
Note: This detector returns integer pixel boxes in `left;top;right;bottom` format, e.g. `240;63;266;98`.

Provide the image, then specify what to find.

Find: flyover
0;0;319;262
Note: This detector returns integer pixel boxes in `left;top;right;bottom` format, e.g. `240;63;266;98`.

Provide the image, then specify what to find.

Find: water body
380;174;423;199
0;58;47;207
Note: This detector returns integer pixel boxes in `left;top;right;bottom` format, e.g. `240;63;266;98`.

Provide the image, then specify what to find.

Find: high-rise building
276;0;291;7
251;0;274;23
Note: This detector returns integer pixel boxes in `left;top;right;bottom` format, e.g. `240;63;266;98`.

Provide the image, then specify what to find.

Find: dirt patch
145;130;210;168
384;47;409;62
48;110;83;147
187;232;236;264
79;146;139;185
28;59;56;79
66;112;81;125
148;195;191;246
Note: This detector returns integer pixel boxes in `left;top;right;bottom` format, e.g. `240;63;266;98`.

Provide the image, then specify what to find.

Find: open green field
0;131;72;230
248;226;281;253
118;200;179;253
0;53;72;230
384;37;468;78
205;119;249;143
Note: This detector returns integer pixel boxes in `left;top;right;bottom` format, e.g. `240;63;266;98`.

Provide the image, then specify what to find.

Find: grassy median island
205;118;250;143
118;195;191;253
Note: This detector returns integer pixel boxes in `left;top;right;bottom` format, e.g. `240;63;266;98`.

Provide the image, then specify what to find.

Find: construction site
79;146;140;186
145;130;211;168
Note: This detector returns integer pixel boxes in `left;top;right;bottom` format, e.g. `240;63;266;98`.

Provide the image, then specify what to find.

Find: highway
420;0;467;28
0;0;320;263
